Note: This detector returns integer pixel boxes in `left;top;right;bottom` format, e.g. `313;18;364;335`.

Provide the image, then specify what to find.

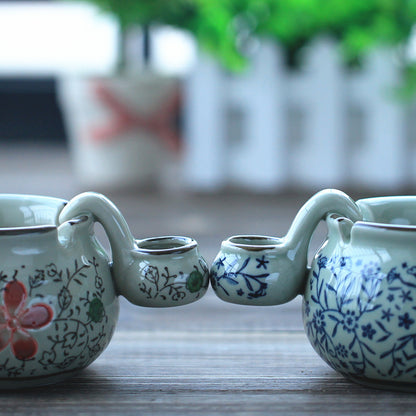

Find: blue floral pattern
304;254;416;382
210;255;270;300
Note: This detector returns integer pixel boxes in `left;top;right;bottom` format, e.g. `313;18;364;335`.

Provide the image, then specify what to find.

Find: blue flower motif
387;268;401;283
398;313;415;330
342;310;358;333
306;255;416;381
317;256;327;270
361;323;376;340
215;257;225;269
361;263;380;281
335;343;348;359
256;255;269;270
312;310;326;334
381;308;394;322
236;288;244;296
399;290;413;303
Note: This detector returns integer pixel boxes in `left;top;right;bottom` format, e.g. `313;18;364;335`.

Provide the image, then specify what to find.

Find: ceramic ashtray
210;189;416;390
0;192;208;388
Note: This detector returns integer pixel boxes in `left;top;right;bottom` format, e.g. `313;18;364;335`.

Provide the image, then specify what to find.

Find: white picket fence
183;37;414;192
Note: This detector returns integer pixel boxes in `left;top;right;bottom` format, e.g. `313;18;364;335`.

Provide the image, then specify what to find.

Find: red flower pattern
0;281;53;360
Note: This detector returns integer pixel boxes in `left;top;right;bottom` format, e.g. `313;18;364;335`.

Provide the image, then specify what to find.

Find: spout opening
225;235;281;251
134;236;197;255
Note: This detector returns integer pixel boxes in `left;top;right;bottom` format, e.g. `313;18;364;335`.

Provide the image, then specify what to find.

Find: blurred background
2;0;416;196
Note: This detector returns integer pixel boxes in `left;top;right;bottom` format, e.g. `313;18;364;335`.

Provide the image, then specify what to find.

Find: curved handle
59;193;209;308
58;192;136;279
285;189;362;247
283;189;362;295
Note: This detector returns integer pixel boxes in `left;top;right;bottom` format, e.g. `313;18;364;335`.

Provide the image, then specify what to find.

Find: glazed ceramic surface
210;190;361;306
210;189;416;389
0;193;208;388
304;197;416;388
124;236;208;307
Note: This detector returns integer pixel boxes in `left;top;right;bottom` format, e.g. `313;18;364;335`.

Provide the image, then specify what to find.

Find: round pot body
303;215;416;390
0;195;118;388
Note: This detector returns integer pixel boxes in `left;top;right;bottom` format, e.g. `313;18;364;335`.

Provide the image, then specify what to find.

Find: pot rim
0;216;89;236
134;235;197;255
329;213;416;233
355;221;416;232
0;194;68;234
224;235;282;251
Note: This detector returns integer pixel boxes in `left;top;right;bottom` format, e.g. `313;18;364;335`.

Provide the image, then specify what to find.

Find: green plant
85;0;195;31
75;0;416;94
192;0;415;64
189;0;416;95
74;0;197;70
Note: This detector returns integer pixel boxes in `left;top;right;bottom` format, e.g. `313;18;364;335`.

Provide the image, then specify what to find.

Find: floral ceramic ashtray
0;192;208;388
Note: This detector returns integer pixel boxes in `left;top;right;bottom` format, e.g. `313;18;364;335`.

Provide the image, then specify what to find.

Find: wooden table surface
0;145;415;415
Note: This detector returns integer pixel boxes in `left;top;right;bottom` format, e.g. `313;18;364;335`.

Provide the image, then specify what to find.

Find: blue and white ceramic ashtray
210;189;416;390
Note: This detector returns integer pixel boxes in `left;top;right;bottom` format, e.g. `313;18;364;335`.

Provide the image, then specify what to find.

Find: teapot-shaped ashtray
210;189;416;391
0;192;208;388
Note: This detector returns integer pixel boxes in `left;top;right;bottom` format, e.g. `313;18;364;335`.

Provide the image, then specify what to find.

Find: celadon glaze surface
122;236;209;307
58;193;209;309
0;193;208;388
304;197;416;388
210;189;361;306
0;195;118;387
304;218;416;384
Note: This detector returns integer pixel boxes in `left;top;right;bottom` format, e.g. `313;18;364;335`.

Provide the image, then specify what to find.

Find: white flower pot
58;72;180;191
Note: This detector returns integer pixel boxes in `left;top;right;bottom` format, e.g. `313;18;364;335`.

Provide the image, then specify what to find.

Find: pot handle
58;192;136;279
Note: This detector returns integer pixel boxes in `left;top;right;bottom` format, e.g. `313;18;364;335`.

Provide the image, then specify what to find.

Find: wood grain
0;327;414;415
